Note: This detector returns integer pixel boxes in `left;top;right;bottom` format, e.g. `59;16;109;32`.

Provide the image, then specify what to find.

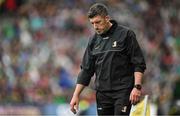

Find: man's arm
134;72;143;86
130;72;143;104
70;84;85;114
70;37;95;113
127;30;146;104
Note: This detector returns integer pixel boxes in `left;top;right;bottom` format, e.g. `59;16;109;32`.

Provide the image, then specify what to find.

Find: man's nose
93;24;98;29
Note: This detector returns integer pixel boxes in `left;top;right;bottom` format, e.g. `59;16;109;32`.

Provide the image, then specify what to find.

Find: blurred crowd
0;0;180;115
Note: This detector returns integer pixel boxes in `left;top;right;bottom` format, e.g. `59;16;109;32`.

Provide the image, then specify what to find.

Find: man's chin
96;31;103;34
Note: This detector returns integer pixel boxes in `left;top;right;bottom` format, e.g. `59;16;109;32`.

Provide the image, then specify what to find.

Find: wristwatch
134;84;142;90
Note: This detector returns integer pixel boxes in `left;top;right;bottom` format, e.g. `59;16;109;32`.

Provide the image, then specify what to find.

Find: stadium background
0;0;180;115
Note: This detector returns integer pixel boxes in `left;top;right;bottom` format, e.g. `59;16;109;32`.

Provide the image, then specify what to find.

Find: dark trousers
96;90;132;116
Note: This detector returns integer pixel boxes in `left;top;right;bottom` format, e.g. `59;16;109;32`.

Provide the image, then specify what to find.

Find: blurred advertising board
0;106;41;115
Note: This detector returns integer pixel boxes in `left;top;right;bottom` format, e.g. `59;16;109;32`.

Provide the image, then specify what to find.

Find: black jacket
77;20;146;91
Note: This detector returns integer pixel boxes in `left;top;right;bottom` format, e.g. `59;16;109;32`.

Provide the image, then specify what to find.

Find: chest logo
112;41;117;47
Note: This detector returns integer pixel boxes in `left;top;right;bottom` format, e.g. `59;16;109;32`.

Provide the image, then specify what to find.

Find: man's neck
104;21;113;34
100;20;117;37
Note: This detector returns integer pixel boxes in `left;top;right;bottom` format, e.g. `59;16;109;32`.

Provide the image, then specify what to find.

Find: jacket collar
100;20;118;37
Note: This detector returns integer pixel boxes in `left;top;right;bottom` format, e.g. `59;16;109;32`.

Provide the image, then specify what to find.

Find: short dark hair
88;3;108;18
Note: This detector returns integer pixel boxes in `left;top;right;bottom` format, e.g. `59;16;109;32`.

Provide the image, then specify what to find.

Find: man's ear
105;15;110;22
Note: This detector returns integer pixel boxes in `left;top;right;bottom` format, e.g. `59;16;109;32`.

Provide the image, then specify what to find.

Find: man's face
89;15;110;34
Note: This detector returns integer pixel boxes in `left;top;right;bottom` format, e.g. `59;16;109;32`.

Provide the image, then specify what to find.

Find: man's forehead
89;15;105;22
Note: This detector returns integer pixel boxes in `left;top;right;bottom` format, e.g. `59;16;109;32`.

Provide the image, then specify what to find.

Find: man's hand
129;88;141;104
70;84;85;114
70;95;79;114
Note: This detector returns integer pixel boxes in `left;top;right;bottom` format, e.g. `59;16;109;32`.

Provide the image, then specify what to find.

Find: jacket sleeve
77;38;95;86
127;30;146;73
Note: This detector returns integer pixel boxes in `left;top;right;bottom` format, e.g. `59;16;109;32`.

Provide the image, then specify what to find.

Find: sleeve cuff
134;66;146;73
76;70;91;86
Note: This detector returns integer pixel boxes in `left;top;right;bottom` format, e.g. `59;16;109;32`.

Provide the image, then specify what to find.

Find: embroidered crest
112;41;117;47
121;106;127;112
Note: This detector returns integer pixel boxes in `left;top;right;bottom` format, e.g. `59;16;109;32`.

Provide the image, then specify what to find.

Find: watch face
134;84;142;90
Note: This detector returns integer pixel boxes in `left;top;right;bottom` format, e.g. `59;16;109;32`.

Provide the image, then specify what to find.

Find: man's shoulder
114;25;130;37
89;34;97;42
116;25;135;36
117;24;130;32
87;34;98;47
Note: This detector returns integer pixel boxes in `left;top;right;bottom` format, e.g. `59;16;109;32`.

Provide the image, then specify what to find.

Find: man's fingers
74;104;79;114
70;103;76;114
70;103;78;114
74;104;78;111
72;109;77;114
130;94;140;104
70;106;77;114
